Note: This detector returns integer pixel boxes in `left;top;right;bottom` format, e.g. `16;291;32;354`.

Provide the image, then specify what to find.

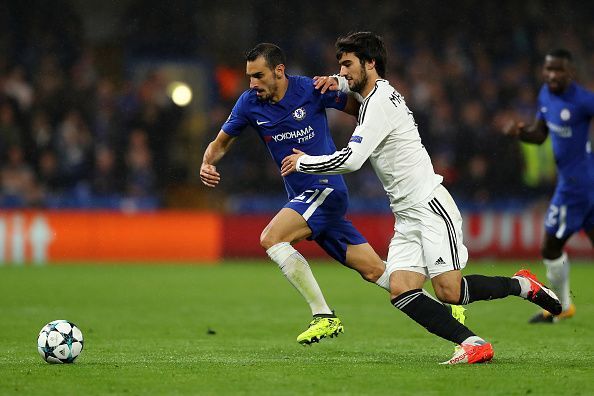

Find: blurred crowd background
1;0;593;212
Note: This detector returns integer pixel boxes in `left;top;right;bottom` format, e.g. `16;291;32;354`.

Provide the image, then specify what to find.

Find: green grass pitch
1;260;593;395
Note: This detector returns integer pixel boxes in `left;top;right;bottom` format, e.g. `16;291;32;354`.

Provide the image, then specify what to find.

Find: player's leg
389;269;491;364
315;218;389;290
317;218;467;323
386;194;491;364
261;207;333;317
274;187;351;344
431;269;556;312
529;232;575;323
343;240;466;321
426;186;560;315
344;242;388;287
529;198;591;322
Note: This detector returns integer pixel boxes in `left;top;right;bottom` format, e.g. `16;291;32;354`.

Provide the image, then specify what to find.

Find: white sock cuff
375;268;391;291
266;242;297;265
543;252;568;268
461;336;486;346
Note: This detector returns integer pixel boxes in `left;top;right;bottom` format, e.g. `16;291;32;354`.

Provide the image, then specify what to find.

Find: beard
349;67;368;94
255;89;271;101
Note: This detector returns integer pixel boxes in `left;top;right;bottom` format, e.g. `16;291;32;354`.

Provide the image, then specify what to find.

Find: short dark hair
245;43;286;70
335;32;387;78
546;48;573;62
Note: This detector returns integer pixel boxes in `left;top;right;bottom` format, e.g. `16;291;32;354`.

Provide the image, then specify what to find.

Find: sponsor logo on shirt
546;121;572;138
270;125;315;143
350;135;363;143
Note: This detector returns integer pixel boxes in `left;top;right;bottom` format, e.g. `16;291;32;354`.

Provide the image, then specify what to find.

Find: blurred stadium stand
1;0;593;212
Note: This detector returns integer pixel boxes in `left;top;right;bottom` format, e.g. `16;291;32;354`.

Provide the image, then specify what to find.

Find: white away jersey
297;79;443;212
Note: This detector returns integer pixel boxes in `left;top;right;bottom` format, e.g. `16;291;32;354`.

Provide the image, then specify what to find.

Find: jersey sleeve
535;86;546;120
221;93;250;136
580;89;594;116
296;96;391;174
320;89;348;111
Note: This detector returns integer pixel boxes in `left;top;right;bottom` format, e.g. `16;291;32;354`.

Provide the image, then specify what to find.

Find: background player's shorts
545;188;594;240
386;185;468;279
285;185;366;264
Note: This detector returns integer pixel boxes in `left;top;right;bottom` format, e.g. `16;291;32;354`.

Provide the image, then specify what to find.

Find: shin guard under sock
392;289;475;344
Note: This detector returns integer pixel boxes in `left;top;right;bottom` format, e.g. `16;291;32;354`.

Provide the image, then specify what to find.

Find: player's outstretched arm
503;118;548;144
200;130;236;187
313;75;361;117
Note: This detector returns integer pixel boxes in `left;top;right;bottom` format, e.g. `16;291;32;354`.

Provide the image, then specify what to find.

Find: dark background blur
1;0;593;212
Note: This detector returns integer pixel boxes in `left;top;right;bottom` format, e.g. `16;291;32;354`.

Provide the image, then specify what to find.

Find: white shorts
386;185;468;279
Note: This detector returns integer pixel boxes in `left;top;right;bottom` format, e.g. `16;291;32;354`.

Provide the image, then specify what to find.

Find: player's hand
281;148;305;176
313;76;339;94
200;163;221;187
502;120;525;137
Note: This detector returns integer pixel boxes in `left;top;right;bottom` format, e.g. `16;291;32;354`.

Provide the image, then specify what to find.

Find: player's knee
434;285;460;305
389;284;416;301
259;231;278;251
358;264;384;283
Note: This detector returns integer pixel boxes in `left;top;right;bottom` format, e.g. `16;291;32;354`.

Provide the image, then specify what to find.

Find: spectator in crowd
0;145;40;207
91;145;122;196
1;1;594;210
125;128;156;197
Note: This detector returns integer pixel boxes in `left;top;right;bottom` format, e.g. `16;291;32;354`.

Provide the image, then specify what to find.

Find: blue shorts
544;188;594;240
285;186;367;264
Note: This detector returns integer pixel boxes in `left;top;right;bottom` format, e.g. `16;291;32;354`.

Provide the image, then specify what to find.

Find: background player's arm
200;130;237;187
503;118;548;144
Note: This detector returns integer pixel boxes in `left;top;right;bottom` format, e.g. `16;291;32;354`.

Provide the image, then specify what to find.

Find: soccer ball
37;320;84;364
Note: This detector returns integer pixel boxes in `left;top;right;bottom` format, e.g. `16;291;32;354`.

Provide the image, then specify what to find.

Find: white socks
544;252;572;311
513;275;531;299
266;242;333;315
461;336;486;346
375;265;391;291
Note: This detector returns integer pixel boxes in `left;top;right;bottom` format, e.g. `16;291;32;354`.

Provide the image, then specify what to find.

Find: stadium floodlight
168;81;193;106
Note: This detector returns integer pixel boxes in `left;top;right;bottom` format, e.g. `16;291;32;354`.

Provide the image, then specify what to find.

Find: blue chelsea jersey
222;75;349;199
537;82;594;192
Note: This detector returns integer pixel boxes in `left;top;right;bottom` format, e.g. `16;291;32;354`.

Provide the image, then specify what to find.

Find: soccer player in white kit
281;32;562;364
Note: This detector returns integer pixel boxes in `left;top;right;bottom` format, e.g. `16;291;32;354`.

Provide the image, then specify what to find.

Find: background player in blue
504;49;594;323
200;43;394;344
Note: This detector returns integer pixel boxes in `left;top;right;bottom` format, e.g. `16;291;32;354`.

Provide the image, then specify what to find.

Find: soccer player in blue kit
200;43;394;345
504;49;594;323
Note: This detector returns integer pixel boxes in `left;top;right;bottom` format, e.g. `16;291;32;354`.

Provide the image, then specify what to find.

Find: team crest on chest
292;107;306;121
560;108;571;121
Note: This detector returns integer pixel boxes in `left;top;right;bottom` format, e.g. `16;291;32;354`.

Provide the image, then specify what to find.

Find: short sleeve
221;94;250;136
580;90;594;116
320;89;348;111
